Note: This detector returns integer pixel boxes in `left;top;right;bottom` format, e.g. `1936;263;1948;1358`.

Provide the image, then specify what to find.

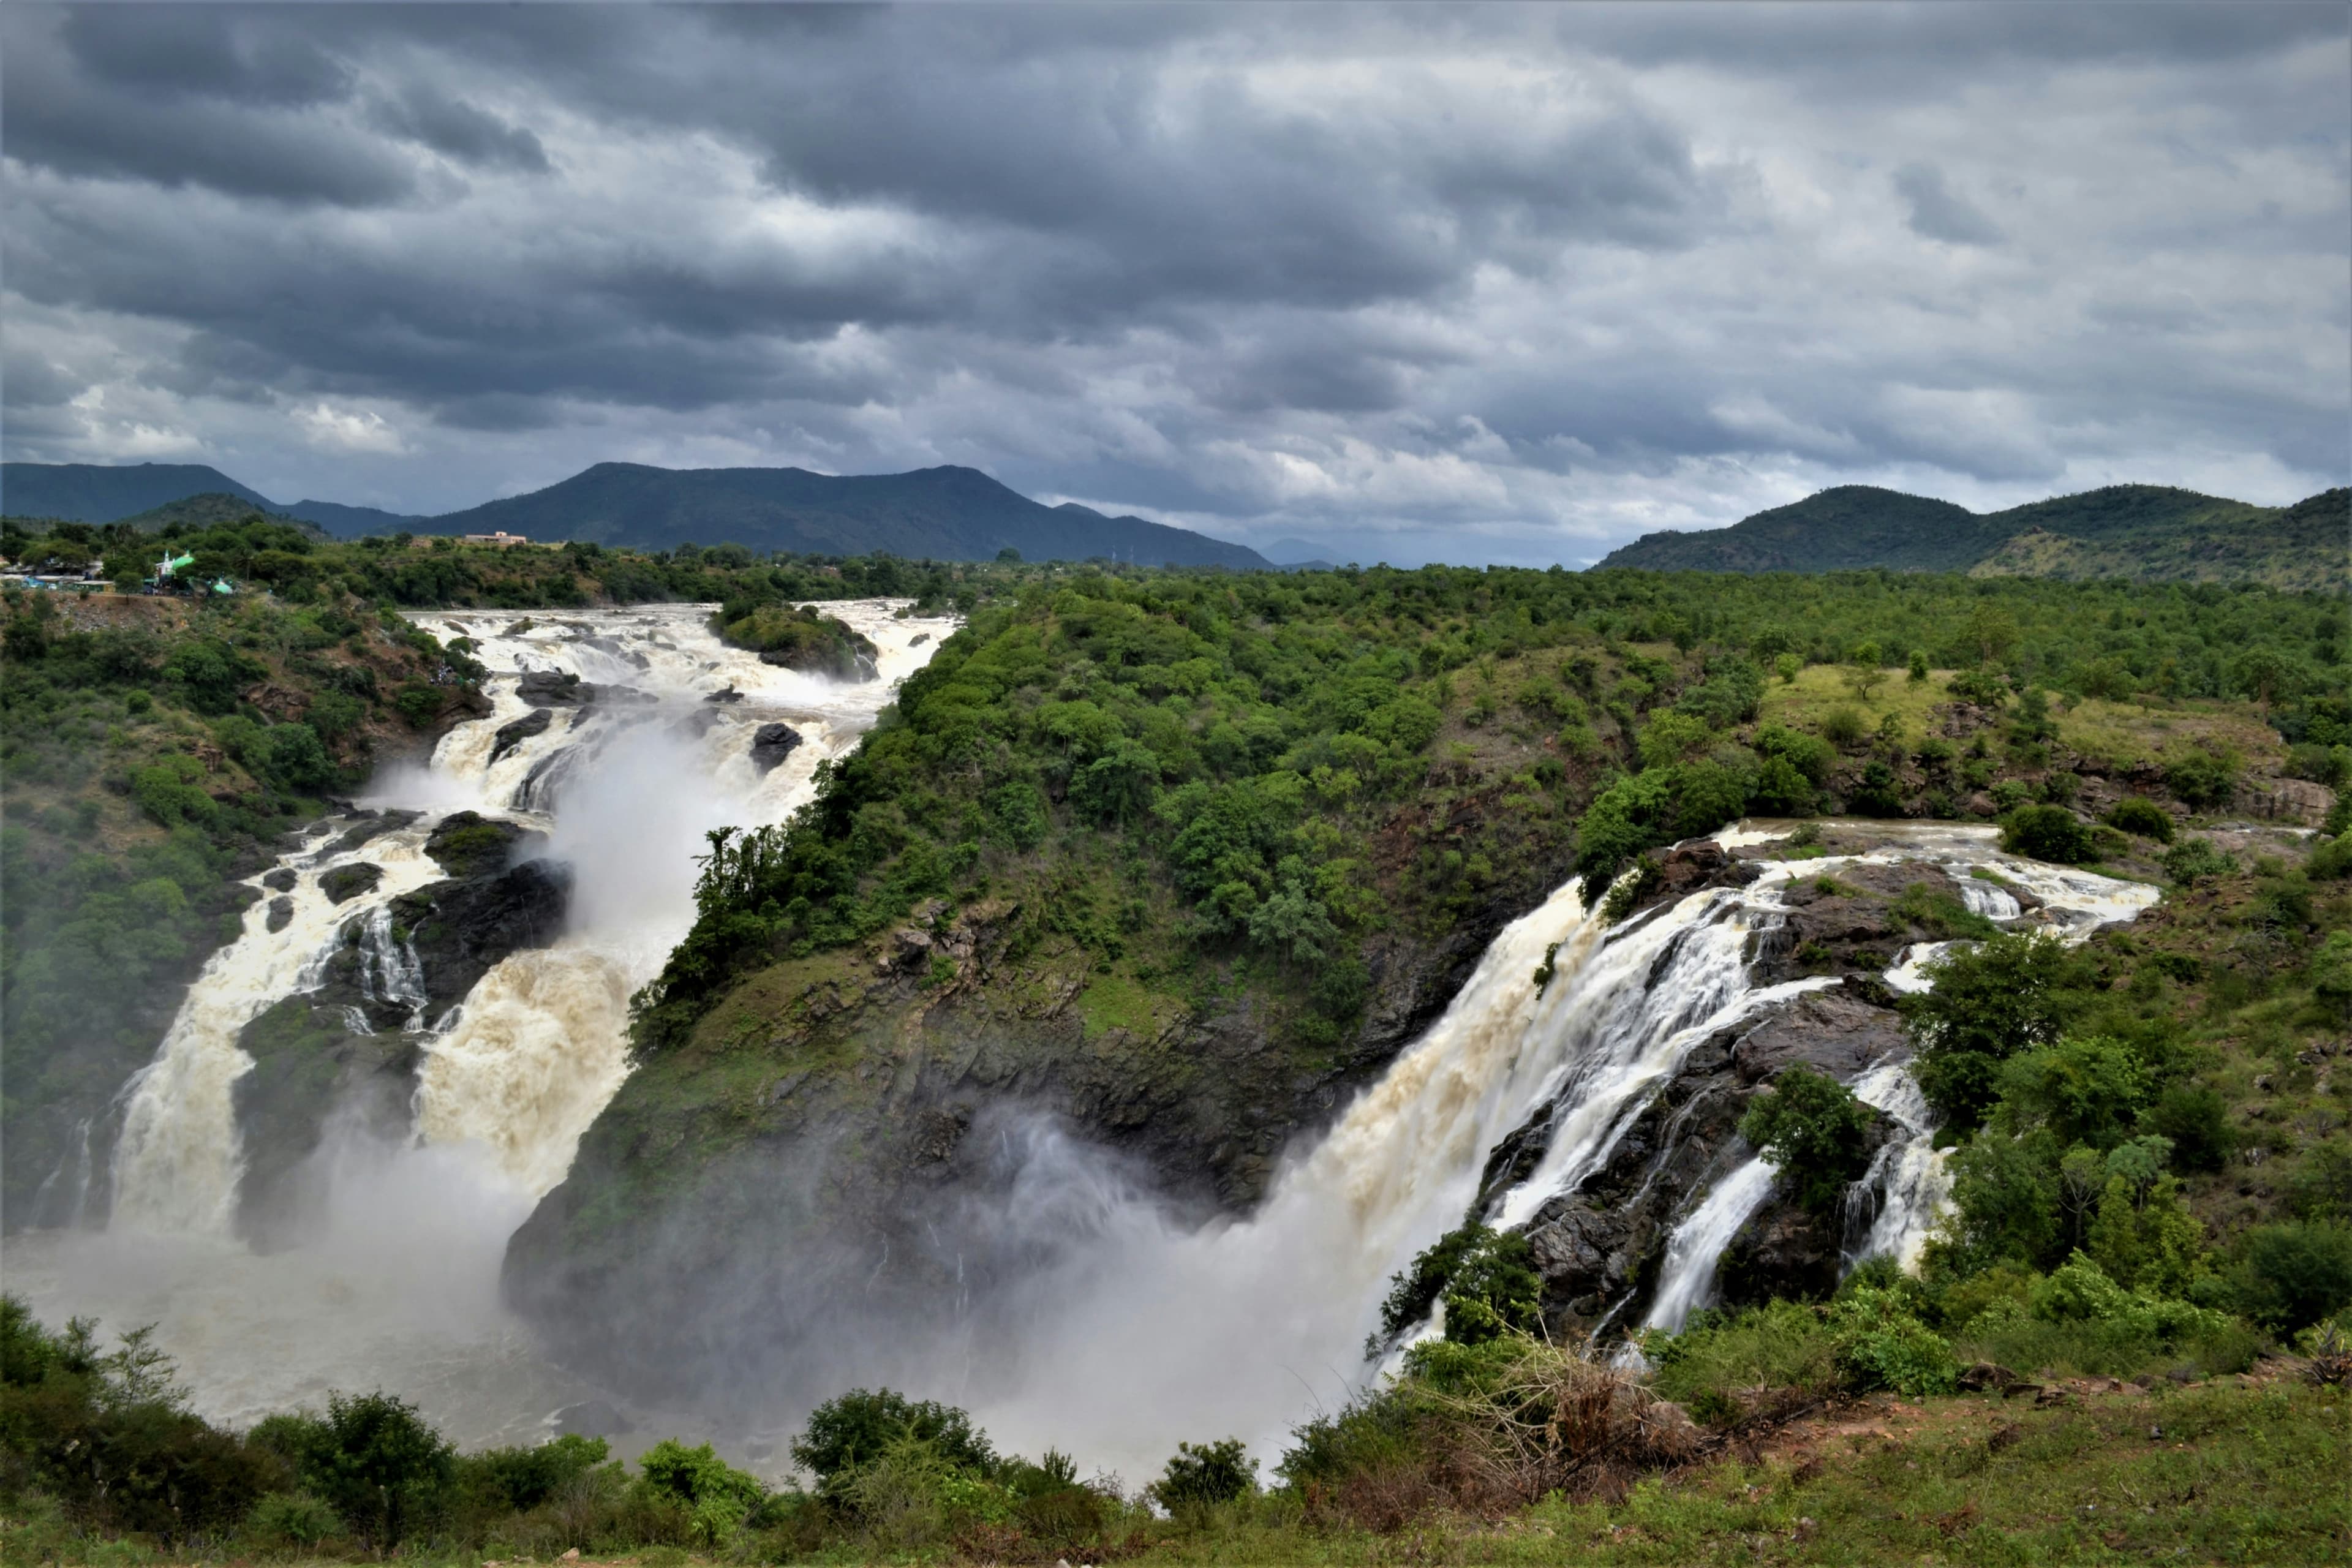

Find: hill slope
427;461;1270;568
1597;482;2349;586
1;462;276;523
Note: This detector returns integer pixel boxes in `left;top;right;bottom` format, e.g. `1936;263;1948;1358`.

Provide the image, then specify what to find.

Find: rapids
11;600;956;1442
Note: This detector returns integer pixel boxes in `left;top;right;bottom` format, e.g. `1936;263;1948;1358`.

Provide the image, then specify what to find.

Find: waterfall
1634;825;2158;1331
87;597;955;1290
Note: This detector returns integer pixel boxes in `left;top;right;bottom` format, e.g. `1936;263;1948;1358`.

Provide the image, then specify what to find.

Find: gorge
11;594;2171;1478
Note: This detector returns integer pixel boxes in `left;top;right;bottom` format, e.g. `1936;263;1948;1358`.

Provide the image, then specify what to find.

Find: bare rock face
748;723;804;775
2233;776;2336;826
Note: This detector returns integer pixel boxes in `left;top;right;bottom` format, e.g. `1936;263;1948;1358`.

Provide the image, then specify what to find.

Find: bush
2232;1223;2352;1333
1739;1066;1875;1213
1642;1301;1842;1412
1821;706;1868;748
1906;930;2091;1129
2166;747;2240;810
2105;796;2175;842
244;1491;341;1551
2162;837;2237;884
1150;1438;1255;1509
2143;1082;2234;1172
1826;1287;1958;1396
791;1389;994;1501
1995;1035;2150;1151
1376;1223;1542;1348
2001;804;2097;863
258;1391;454;1553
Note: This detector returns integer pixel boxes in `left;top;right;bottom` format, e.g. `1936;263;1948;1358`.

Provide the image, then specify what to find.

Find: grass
21;1379;2332;1566
1757;663;1957;740
1075;971;1167;1040
2056;698;2283;775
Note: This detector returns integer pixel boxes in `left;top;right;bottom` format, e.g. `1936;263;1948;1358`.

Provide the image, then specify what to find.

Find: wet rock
673;707;726;741
263;867;299;892
331;810;421;854
266;896;295;933
424;810;542;878
704;686;745;704
390;859;572;1014
488;708;553;765
1732;990;1909;1087
749;722;804;775
517;670;587;707
319;863;383;905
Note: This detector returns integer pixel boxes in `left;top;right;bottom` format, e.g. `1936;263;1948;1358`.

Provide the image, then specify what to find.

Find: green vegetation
709;601;877;680
1600;481;2351;590
1739;1066;1876;1215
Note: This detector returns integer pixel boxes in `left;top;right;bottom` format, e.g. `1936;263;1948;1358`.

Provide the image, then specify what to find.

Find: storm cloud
3;2;2344;564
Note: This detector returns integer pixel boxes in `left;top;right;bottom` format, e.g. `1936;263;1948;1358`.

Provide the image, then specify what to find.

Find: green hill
1597;483;2349;586
110;492;332;541
0;461;276;523
425;461;1270;568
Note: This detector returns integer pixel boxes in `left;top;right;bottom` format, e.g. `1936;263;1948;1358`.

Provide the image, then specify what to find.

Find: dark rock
1959;1361;2021;1392
319;863;383;905
266;896;295;933
516;670;586;707
332;810;421;854
749;723;804;775
1732;990;1909;1086
263;868;299;892
424;810;543;879
391;860;571;1013
488;708;553;765
704;686;745;704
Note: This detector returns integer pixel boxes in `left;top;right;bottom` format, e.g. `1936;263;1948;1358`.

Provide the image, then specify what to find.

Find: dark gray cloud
2;2;2343;563
1893;164;2005;246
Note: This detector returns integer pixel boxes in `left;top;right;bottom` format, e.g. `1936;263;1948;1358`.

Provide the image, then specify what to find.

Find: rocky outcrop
516;671;656;709
748;723;802;775
232;813;570;1249
319;863;383;904
488;708;552;765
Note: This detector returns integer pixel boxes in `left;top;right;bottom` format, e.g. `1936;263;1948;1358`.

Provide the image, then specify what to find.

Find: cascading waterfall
17;600;954;1441
1634;825;2159;1332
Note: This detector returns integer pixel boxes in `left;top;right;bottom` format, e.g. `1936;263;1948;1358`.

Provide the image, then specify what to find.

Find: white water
1634;823;2160;1330
18;600;955;1442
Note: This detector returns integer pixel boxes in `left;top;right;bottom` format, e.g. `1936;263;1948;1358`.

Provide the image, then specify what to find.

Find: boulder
704;686;745;704
319;862;383;905
517;670;586;707
750;722;804;775
488;707;553;765
424;810;541;878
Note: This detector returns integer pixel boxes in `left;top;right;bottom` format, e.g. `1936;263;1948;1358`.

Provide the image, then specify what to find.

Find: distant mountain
282;499;428;536
1596;483;2349;588
427;462;1271;568
113;492;332;541
1;461;276;523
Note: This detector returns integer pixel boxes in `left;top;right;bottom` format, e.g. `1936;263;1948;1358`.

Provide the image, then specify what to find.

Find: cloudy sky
4;3;2345;565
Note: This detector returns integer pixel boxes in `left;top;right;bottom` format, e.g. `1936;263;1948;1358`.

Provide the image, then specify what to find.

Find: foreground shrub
790;1388;995;1502
1642;1300;1842;1417
1376;1224;1542;1348
2105;796;2175;842
2231;1223;2352;1333
1826;1286;1959;1396
1151;1438;1256;1510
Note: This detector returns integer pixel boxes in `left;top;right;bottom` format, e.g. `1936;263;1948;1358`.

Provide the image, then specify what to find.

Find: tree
1150;1439;1255;1509
2000;804;2096;864
1740;1066;1875;1214
267;1392;454;1553
1905;931;2090;1129
791;1389;995;1499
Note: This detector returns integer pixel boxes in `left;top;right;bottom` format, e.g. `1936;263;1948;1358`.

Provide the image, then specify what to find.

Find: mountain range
1596;482;2349;588
0;460;1268;569
5;462;2343;584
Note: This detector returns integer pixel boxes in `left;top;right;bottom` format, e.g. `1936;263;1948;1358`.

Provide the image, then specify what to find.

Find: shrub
2000;804;2096;863
264;1391;454;1553
1821;706;1868;748
1642;1300;1842;1411
1995;1036;2151;1151
1739;1066;1875;1214
2105;797;2175;842
2166;747;2241;810
1906;930;2091;1129
791;1389;994;1501
2231;1223;2352;1333
244;1491;341;1551
1826;1287;1958;1396
2143;1082;2234;1172
1150;1438;1255;1509
2311;831;2352;880
2162;837;2236;884
1377;1223;1542;1347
